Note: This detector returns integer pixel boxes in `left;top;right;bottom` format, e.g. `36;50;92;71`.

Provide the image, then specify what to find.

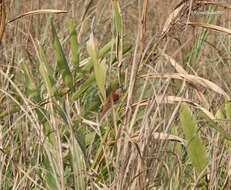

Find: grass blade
71;137;86;190
69;18;79;74
113;0;122;34
22;63;40;101
93;58;107;102
51;20;74;90
180;103;208;175
39;45;56;98
71;72;95;101
225;100;231;119
44;150;59;189
87;33;107;101
198;111;231;141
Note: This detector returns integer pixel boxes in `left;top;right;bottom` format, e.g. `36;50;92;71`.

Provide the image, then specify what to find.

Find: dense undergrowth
1;0;231;189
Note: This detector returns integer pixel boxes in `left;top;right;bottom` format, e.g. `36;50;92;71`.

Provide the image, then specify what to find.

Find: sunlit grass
1;0;231;189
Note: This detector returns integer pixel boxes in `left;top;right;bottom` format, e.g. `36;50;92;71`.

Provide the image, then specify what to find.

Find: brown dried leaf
193;87;210;110
8;9;68;23
187;22;231;35
133;96;216;120
161;52;187;74
161;52;210;109
141;73;230;100
130;132;186;145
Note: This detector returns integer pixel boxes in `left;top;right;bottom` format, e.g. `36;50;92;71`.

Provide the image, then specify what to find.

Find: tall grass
1;0;231;189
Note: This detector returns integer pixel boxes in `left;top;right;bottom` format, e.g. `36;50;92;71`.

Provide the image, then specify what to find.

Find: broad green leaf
180;103;208;175
85;132;95;146
71;137;86;190
113;0;122;34
93;58;107;102
86;33;99;62
69;18;79;74
87;33;107;101
225;100;231;119
44;156;58;190
22;63;40;100
41;15;52;45
23;60;46;122
45;170;58;190
80;40;131;75
80;39;115;75
51;20;73;90
215;108;224;119
73;39;129;102
39;46;56;98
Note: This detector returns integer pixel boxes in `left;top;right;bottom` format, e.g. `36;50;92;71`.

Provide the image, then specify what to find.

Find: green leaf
23;57;46;122
86;33;99;62
98;39;115;58
39;45;56;98
198;111;231;141
215;108;224;119
71;137;86;190
113;0;122;34
225;100;231;119
93;58;107;101
112;43;132;64
80;39;115;75
44;156;58;190
51;20;74;90
69;18;79;74
22;63;40;100
87;33;107;101
91;126;111;169
180;103;208;175
72;72;95;101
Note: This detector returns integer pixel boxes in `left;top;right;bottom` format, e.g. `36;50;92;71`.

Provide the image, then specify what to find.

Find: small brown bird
100;86;122;118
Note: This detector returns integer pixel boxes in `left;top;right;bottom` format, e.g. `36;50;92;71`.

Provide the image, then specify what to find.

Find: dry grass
1;0;231;189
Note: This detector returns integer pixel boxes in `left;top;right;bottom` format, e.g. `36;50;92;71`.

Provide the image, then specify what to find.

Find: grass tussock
1;0;231;189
